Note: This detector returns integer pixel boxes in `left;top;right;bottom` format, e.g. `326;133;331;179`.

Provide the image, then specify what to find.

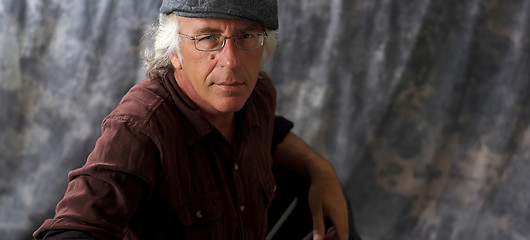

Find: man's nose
218;38;240;68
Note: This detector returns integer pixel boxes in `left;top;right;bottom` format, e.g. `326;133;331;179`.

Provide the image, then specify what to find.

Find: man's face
170;17;265;119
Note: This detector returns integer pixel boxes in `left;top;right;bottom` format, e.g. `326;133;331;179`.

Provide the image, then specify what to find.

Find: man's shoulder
257;71;274;87
251;71;276;104
106;78;172;125
254;71;275;95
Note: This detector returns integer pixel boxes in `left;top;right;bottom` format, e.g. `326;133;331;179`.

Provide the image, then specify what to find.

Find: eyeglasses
179;32;267;52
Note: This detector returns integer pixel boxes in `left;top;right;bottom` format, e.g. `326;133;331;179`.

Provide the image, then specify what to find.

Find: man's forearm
272;131;350;240
272;132;337;180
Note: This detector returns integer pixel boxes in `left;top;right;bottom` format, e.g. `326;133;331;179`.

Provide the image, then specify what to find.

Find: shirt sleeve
33;117;159;240
271;116;294;154
255;71;295;154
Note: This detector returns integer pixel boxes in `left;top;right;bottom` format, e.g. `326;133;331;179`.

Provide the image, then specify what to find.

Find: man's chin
213;99;247;114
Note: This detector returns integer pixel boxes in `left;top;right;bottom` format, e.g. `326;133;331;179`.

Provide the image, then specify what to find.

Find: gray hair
144;13;278;80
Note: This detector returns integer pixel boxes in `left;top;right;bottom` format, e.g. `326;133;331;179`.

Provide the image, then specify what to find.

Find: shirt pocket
173;194;224;239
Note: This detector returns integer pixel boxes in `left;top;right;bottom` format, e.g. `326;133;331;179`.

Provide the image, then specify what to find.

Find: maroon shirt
34;71;278;239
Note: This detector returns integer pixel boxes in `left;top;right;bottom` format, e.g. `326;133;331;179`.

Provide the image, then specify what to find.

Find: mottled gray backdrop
1;0;529;239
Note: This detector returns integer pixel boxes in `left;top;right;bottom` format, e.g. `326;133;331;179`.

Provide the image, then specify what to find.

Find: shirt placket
231;140;248;239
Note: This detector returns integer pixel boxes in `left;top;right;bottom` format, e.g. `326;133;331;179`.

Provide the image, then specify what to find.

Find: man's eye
197;35;218;41
240;33;255;39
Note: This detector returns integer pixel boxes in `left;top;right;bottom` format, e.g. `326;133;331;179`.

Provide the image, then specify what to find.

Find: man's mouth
213;81;245;90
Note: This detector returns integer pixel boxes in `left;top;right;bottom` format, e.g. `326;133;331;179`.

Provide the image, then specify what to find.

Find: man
34;0;355;239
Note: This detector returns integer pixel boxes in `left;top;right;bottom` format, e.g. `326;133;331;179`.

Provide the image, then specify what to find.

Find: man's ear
169;53;182;70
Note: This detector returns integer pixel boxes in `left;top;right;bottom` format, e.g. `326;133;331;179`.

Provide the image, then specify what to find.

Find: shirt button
239;204;246;212
195;210;203;219
234;163;239;171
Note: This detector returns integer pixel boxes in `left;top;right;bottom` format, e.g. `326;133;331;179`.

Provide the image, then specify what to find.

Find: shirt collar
159;71;260;146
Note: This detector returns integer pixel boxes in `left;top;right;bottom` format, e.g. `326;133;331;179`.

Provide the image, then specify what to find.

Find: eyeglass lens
194;33;264;51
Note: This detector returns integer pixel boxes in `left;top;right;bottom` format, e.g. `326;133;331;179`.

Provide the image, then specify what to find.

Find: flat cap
160;0;279;30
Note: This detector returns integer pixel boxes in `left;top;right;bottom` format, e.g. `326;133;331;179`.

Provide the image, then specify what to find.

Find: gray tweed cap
160;0;278;30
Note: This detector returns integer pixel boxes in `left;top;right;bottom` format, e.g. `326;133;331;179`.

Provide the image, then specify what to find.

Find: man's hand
273;132;350;240
308;169;349;240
